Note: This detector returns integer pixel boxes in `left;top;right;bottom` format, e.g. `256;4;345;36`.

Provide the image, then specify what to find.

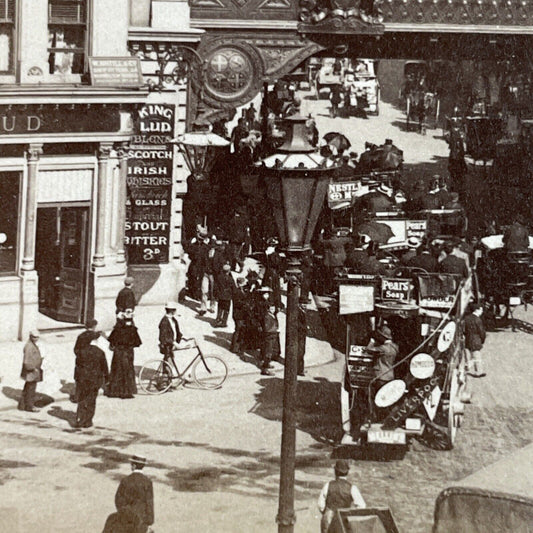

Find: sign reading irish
126;104;175;264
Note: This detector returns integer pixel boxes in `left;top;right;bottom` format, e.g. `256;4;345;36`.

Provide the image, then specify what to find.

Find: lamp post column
277;255;301;533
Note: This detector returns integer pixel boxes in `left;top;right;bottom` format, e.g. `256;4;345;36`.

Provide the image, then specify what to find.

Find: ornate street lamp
173;126;230;180
256;114;337;533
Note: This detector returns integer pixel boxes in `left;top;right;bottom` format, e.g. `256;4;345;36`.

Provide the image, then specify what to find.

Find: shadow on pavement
250;376;343;445
2;386;54;408
48;405;77;427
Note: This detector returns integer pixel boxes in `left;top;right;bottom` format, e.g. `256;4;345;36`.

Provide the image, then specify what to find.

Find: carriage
315;57;344;99
476;234;533;330
342;59;380;116
433;443;533;532
401;61;440;134
337;268;472;452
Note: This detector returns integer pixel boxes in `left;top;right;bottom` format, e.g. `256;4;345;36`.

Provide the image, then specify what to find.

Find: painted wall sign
88;57;143;87
0;105;121;135
126;104;175;264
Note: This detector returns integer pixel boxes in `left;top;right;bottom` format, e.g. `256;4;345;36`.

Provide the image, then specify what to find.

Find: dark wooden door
56;206;89;323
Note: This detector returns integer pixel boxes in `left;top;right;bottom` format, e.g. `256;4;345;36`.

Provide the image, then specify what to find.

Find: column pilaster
115;142;129;264
21;144;43;272
93;142;113;268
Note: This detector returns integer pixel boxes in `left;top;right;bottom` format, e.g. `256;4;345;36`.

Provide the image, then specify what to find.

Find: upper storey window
48;0;87;75
0;0;15;74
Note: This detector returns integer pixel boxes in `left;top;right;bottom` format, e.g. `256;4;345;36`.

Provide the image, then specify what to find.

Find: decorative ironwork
298;0;385;33
128;42;205;92
379;0;533;26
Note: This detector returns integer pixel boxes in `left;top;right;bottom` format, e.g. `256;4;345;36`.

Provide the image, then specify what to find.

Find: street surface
1;96;532;533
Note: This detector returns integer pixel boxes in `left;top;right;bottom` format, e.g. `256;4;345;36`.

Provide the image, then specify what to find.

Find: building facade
0;0;148;340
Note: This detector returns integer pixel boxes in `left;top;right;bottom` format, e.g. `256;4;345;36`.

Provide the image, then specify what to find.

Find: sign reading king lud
126;104;175;264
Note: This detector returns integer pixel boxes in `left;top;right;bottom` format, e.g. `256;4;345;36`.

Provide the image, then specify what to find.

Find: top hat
124;276;134;287
165;301;178;310
29;329;40;339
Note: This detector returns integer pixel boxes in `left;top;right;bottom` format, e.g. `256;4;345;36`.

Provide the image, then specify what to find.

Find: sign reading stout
126;104;175;264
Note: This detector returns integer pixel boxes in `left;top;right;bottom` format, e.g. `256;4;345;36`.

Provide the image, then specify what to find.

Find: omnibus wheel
193;355;228;389
138;359;173;395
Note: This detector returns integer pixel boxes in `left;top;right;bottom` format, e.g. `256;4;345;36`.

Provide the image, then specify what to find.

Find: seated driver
366;325;399;388
503;215;529;253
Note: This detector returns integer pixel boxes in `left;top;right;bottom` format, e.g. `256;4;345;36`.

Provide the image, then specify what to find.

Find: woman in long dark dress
106;313;142;398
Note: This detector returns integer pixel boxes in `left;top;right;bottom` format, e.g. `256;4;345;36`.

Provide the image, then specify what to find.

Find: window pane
0;26;11;72
0;172;20;274
48;26;85;74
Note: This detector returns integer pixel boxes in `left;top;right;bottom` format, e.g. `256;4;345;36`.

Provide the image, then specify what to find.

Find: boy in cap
18;330;43;412
318;459;366;533
116;277;136;314
114;455;154;533
214;263;235;328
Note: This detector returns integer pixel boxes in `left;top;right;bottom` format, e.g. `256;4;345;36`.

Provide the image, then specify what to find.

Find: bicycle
138;338;228;394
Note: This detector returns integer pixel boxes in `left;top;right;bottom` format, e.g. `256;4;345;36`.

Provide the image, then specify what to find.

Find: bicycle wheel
192;355;228;389
138;359;173;395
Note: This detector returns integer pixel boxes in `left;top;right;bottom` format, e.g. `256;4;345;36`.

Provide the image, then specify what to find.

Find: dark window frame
0;0;16;75
47;0;88;76
0;171;21;276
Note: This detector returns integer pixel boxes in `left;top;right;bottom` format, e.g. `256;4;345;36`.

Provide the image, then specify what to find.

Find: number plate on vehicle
367;429;406;445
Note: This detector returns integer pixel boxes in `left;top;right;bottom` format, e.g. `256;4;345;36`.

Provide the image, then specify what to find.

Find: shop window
48;0;87;75
0;0;15;74
0;172;20;275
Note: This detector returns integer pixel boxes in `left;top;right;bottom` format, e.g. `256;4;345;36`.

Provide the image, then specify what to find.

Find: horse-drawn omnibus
337;268;473;452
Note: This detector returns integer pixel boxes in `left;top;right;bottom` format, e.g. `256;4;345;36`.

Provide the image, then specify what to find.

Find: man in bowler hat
318;460;366;533
18;330;43;412
113;455;154;533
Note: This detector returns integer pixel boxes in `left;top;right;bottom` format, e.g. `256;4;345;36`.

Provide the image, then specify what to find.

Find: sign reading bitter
125;104;175;264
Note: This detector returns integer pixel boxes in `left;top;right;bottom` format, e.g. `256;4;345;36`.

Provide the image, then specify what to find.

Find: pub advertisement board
126;104;175;264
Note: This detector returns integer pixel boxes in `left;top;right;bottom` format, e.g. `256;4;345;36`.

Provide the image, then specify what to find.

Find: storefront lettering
0;105;121;135
1;115;41;133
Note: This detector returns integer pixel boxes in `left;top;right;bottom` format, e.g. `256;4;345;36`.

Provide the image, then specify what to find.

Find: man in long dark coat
114;455;154;533
231;277;248;356
73;319;100;403
214;263;235;327
18;330;43;412
75;337;109;428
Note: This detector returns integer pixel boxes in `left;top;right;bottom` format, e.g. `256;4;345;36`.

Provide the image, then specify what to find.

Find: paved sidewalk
0;293;334;411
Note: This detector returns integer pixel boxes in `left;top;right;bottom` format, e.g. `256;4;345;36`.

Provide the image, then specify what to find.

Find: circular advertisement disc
410;353;436;380
374;379;406;408
437;321;456;352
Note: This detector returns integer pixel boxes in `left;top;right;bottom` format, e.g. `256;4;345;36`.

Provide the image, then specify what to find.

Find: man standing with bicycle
159;302;182;367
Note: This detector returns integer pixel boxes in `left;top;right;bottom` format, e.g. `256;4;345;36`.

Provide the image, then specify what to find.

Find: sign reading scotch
126;104;175;264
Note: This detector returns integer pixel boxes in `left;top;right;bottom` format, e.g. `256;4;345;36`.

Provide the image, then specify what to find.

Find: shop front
0;92;146;341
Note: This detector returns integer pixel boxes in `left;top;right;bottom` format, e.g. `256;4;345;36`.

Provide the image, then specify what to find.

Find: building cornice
0;87;149;105
128;26;204;43
191;18;533;35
